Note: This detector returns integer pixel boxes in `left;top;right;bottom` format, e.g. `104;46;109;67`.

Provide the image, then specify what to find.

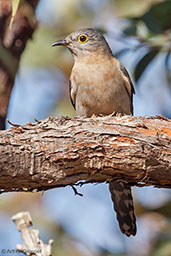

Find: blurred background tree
0;0;38;129
122;0;171;86
0;0;171;255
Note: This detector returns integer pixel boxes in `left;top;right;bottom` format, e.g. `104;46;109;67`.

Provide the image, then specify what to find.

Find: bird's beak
51;40;67;47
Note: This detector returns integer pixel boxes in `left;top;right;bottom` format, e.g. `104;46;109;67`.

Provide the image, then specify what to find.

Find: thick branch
0;115;171;193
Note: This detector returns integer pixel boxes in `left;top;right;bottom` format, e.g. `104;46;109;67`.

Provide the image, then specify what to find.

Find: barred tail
109;180;136;236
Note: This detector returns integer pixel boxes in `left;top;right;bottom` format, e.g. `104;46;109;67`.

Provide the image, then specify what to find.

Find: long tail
109;180;136;236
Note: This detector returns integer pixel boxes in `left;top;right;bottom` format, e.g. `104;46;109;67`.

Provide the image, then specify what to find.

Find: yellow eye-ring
78;34;88;43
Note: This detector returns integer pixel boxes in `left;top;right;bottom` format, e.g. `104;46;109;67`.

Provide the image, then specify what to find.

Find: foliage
123;0;171;85
9;0;20;29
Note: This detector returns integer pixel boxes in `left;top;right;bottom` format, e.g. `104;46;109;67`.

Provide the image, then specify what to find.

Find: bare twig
12;212;53;256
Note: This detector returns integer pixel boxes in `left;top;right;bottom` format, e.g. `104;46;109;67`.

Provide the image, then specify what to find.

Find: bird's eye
78;34;88;43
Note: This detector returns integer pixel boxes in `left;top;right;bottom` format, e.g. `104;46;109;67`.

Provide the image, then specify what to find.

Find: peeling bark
0;115;171;193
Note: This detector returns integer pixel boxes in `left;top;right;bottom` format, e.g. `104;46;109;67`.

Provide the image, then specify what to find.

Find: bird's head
52;28;112;58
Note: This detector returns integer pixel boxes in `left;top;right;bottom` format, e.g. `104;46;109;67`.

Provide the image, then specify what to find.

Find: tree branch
0;115;171;193
12;211;53;256
0;0;39;129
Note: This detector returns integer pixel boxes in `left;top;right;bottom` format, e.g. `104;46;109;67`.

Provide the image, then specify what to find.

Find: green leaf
9;0;21;29
134;49;159;82
141;0;171;34
123;19;138;36
124;1;171;35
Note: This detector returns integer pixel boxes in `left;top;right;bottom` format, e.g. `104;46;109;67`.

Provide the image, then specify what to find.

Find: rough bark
0;0;39;130
0;115;171;193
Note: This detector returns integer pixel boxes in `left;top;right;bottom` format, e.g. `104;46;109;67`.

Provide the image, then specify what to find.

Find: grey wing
69;80;75;110
118;61;135;115
109;180;136;236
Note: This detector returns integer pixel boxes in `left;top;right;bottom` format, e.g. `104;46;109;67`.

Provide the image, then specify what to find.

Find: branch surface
0;115;171;193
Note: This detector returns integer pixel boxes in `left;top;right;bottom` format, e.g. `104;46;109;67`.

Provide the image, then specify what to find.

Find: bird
52;28;136;236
